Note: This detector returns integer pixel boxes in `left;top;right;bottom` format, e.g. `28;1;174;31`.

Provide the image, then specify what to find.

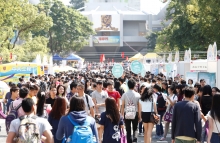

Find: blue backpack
63;115;95;143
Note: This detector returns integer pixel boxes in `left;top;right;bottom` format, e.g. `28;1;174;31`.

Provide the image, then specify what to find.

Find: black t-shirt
46;97;56;107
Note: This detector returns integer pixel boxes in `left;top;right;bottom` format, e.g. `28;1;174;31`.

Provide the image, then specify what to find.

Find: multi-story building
77;0;171;61
29;0;171;61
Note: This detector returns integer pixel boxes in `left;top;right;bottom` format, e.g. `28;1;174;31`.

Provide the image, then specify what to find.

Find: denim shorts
211;133;220;143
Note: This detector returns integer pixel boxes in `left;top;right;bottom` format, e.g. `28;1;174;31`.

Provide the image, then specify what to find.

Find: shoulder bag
150;98;160;124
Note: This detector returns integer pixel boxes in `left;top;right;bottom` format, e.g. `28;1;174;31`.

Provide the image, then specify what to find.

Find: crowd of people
1;70;220;143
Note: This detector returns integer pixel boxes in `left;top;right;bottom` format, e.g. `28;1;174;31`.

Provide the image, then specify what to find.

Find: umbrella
65;54;80;61
129;53;143;61
53;54;63;61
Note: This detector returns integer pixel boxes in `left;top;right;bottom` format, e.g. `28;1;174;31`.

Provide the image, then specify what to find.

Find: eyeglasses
77;88;83;90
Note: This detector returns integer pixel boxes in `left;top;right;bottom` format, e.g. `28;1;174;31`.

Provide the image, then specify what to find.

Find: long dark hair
50;97;67;120
202;85;212;96
105;98;120;125
161;81;168;94
69;96;85;113
36;92;46;117
140;87;153;101
84;79;90;93
210;94;220;122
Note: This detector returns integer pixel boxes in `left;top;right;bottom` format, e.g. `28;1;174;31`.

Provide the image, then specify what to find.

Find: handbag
150;98;160;124
164;105;173;122
120;128;127;143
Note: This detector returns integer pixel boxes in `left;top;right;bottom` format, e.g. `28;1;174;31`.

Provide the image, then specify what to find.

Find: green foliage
70;0;87;9
146;33;158;50
37;0;94;54
0;0;52;62
157;0;220;52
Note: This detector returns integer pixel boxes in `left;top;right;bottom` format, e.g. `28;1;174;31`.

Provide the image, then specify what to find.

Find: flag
100;54;103;62
10;53;12;60
126;56;128;61
121;52;124;58
103;54;105;62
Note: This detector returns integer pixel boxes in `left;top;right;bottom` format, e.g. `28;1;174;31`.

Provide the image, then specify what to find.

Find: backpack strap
85;94;90;110
15;103;22;111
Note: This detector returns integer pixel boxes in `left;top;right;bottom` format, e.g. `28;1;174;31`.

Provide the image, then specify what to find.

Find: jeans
211;133;220;143
124;112;138;143
175;138;196;143
139;121;143;133
156;111;165;136
201;121;208;143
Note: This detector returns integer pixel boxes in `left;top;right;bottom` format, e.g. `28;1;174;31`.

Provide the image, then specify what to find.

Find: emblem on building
95;15;118;31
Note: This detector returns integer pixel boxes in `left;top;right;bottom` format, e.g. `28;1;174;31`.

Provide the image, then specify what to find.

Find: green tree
195;0;220;47
37;0;94;54
70;0;87;10
0;0;52;62
157;0;210;51
146;33;158;50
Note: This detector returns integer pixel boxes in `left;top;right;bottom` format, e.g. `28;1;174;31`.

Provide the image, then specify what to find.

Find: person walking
99;97;124;143
121;78;141;143
160;85;177;141
48;97;67;143
207;93;220;143
56;96;98;142
172;87;202;143
138;87;157;143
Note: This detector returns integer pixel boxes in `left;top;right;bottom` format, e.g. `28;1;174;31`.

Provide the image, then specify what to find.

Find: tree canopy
154;0;220;52
70;0;87;10
37;0;94;55
0;0;52;62
0;0;94;62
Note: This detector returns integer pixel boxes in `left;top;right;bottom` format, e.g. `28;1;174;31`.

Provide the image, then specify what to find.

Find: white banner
190;61;207;71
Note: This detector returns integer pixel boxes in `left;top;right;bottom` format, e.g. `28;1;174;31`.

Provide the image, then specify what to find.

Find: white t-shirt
166;94;178;105
9;116;52;137
77;94;95;115
207;111;220;133
139;99;156;112
91;90;108;114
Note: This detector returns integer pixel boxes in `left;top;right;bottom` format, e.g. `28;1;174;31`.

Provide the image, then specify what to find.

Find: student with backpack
121;79;141;143
153;84;166;139
6;98;53;143
6;87;29;134
6;86;19;114
56;96;98;143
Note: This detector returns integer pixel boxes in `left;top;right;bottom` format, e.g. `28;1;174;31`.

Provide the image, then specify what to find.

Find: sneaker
133;138;137;143
159;137;166;141
153;135;161;139
138;133;144;137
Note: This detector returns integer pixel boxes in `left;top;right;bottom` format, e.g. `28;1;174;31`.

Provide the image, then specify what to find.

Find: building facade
77;0;170;61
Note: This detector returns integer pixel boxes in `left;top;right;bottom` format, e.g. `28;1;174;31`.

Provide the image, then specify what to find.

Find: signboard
112;63;124;78
92;14;120;31
130;61;143;74
0;63;43;83
93;36;120;44
190;61;207;71
141;64;146;77
186;72;198;85
198;72;216;87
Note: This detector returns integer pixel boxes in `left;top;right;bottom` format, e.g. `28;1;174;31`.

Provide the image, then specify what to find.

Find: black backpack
156;92;166;111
